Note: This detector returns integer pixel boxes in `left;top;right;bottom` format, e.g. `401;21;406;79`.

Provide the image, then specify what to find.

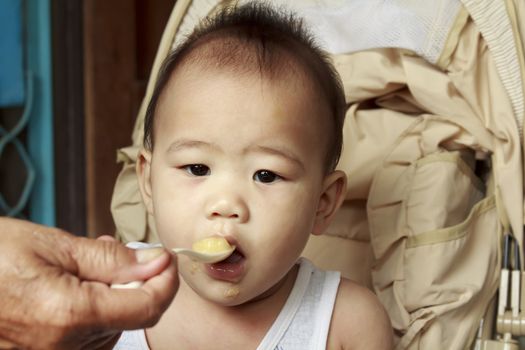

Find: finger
138;254;179;324
69;237;171;284
110;250;177;288
111;247;172;284
77;254;178;330
96;235;116;242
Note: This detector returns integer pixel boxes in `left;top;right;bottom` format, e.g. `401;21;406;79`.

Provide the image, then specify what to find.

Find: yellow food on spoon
192;237;232;254
112;238;234;288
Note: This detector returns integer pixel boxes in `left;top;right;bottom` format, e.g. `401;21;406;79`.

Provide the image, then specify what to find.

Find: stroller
111;1;525;348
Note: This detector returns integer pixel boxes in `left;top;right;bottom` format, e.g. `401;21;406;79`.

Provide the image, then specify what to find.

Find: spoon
171;245;235;264
111;237;235;289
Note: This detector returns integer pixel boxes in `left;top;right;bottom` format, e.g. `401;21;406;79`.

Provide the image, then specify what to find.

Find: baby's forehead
143;4;344;170
164;38;326;105
161;64;325;127
155;64;331;166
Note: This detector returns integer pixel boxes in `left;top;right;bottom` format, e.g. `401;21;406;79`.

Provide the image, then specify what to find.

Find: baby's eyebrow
166;139;215;153
248;145;305;170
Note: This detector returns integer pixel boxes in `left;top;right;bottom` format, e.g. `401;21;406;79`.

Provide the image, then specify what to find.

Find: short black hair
144;2;346;171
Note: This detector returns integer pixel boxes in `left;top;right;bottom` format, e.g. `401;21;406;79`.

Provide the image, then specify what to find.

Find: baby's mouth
215;236;243;264
205;248;246;281
218;248;244;264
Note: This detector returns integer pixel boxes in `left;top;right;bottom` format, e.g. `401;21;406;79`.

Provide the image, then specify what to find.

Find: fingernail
135;247;165;263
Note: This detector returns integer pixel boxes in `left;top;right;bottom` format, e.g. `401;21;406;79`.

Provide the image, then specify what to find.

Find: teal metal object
0;0;24;106
0;0;54;224
25;0;55;225
0;0;36;218
0;73;36;216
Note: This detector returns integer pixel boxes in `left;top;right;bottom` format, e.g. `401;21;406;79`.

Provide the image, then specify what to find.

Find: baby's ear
312;170;347;235
136;149;154;215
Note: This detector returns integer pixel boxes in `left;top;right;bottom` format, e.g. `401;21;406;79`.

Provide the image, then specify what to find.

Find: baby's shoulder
328;278;393;350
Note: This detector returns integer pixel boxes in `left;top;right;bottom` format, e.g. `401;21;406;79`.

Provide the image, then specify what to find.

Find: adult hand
0;217;178;350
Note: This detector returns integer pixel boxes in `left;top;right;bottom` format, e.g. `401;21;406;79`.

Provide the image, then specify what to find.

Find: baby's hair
144;2;346;171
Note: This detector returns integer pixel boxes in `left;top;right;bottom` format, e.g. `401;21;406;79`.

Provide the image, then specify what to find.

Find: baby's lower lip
205;250;245;282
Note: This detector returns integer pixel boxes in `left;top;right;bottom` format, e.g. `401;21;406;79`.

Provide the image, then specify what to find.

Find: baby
115;3;392;349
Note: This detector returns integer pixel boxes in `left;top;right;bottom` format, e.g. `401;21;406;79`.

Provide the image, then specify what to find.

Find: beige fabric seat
111;1;525;348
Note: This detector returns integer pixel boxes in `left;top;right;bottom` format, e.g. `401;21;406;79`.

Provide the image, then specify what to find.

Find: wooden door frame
82;0;175;236
52;0;86;236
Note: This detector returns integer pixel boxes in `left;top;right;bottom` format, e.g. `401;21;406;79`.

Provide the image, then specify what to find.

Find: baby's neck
146;265;299;349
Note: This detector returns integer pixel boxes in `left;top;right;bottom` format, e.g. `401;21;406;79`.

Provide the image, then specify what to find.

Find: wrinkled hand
0;217;178;350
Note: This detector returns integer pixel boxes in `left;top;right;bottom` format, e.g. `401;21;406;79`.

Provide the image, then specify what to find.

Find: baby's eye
253;170;281;183
184;164;210;176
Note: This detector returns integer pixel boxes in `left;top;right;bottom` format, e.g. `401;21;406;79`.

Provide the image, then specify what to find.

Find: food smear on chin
224;286;240;298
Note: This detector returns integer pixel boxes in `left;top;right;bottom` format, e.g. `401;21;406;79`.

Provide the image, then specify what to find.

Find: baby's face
143;66;331;305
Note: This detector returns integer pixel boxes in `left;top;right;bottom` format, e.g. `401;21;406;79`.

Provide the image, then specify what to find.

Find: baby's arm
327;278;394;350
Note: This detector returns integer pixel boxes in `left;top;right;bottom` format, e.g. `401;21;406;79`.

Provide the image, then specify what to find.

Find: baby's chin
187;278;275;307
181;271;241;302
197;286;247;307
181;262;293;307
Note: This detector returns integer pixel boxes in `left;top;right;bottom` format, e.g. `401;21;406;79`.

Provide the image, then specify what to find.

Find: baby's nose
206;197;249;222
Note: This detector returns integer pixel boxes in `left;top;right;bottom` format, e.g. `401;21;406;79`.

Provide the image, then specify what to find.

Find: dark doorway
52;0;176;236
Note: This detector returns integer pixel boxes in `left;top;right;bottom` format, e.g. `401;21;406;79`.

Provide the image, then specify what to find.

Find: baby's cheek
155;208;193;247
266;226;307;262
178;259;201;286
190;262;199;274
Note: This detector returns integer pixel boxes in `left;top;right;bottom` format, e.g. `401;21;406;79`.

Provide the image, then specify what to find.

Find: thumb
65;237;179;330
69;236;171;284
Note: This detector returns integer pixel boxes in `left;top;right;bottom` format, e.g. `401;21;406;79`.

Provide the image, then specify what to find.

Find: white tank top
114;258;341;350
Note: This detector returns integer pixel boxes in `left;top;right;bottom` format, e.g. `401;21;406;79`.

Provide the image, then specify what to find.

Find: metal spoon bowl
172;246;235;264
